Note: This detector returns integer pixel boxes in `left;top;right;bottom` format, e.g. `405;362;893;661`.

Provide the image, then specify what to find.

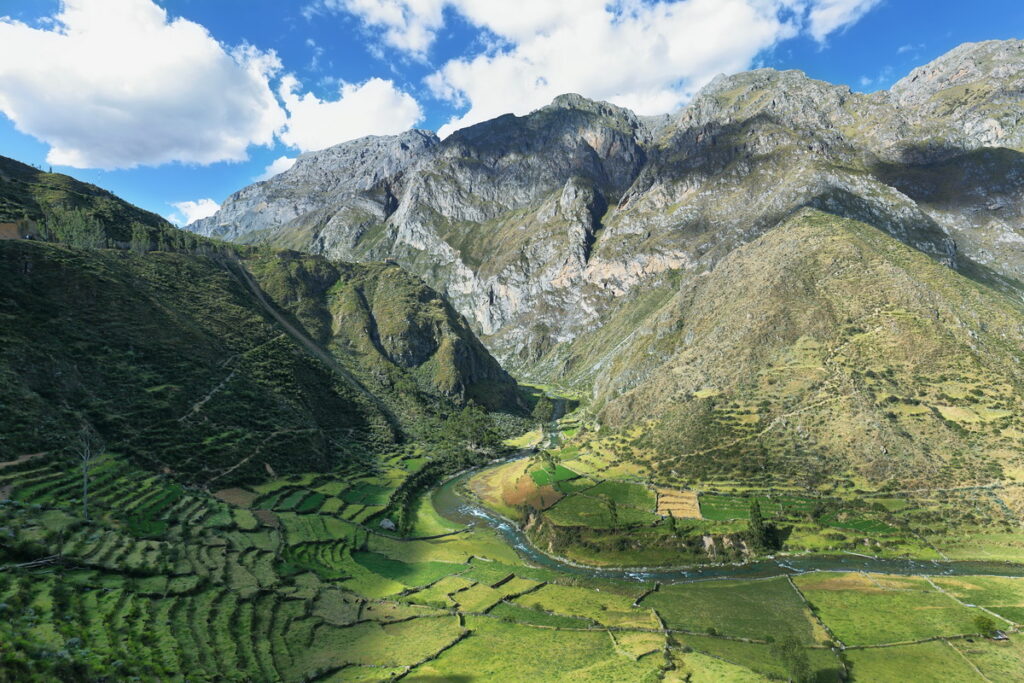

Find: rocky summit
6;28;1024;683
191;41;1024;384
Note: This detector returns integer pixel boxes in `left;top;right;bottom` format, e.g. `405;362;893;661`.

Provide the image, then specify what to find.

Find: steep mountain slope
600;209;1024;489
190;40;1024;383
244;250;519;410
0;241;519;485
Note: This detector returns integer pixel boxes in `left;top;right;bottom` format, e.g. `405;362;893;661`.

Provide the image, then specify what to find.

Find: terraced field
3;447;1023;681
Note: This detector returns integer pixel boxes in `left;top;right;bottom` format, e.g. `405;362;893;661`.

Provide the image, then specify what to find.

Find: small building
0;219;40;240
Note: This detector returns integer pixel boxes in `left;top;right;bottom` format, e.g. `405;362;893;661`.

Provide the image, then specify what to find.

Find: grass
514;583;654;629
670;649;769;682
844;640;981;682
291;616;464;673
931;576;1024;624
410;616;665;682
351;551;465;588
530;464;580;486
643;578;817;643
952;637;1024;681
795;573;983;646
402;493;464;538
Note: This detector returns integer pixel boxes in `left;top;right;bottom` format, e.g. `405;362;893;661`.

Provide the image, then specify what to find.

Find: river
432;465;1024;584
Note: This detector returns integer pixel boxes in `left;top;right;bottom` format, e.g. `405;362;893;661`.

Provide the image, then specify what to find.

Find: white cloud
428;0;800;136
170;198;220;226
327;0;883;138
257;155;297;181
314;0;447;56
278;75;422;152
0;0;287;169
805;0;882;43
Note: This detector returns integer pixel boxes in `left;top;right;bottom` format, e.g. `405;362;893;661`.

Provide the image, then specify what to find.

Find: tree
532;395;554;425
974;614;998;637
130;222;152;253
438;404;499;451
603;495;619;527
73;425;103;520
770;633;812;682
748;498;768;551
541;450;558;475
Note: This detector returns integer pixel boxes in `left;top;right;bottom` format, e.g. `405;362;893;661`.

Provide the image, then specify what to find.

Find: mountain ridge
188;41;1024;385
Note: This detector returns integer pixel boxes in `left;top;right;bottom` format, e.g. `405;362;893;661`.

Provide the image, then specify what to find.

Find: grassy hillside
0;154;182;247
246;251;522;413
0;241;395;485
0;240;522;487
592;209;1024;489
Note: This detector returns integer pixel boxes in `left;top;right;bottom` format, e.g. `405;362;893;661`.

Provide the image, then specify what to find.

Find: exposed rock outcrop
189;41;1024;387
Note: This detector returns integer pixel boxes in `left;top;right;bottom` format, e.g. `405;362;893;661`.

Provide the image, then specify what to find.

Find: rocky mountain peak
890;39;1024;150
186;40;1024;381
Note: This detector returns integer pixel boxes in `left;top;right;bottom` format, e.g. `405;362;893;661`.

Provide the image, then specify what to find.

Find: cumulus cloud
428;0;798;135
805;0;883;43
278;75;423;153
0;0;286;169
169;198;220;226
257;156;298;181
318;0;446;56
329;0;884;137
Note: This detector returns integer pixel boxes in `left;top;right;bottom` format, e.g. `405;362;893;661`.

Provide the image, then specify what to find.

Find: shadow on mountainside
871;145;1024;210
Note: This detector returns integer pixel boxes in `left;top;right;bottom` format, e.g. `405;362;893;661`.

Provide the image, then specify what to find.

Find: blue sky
0;0;1020;224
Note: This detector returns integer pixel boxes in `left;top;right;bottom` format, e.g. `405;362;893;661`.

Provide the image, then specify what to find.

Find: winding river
432;466;1024;584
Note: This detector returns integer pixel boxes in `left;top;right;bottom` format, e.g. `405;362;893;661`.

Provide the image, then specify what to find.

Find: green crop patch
351;551;465;588
584;480;655;510
820;513;898;534
295;492;326;513
487;602;597;628
341;482;393;506
544;492;659;528
529;464;580;486
643;577;817;643
795;573;982;646
698;493;819;520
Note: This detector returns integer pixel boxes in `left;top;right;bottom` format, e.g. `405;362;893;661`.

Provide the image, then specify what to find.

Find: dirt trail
220;256;396;420
0;452;46;470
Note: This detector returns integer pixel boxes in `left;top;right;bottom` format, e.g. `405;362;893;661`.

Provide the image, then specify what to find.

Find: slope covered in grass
597;209;1024;488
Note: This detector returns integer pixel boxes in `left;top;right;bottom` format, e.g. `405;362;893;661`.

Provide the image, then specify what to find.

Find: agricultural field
794;573;983;646
657;488;701;518
2;444;1024;682
642;577;819;643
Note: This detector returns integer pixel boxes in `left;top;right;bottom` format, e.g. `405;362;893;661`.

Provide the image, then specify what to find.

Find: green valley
4;36;1024;683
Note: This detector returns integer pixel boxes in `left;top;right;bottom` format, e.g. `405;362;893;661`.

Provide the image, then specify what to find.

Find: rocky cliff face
189;41;1024;389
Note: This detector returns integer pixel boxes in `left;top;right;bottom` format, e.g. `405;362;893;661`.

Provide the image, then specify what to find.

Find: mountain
189;40;1024;386
0;161;521;485
599;209;1024;489
0;154;187;248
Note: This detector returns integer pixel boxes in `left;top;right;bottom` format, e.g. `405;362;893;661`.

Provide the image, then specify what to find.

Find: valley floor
3;422;1024;681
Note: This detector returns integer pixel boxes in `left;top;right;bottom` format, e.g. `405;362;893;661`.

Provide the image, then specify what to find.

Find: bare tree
74;425;103;520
